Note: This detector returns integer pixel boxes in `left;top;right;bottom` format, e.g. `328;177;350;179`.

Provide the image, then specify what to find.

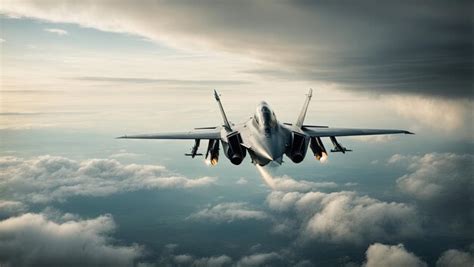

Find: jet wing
117;128;221;140
303;127;413;137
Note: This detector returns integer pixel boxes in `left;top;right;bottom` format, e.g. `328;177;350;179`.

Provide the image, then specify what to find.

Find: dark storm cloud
2;0;471;98
240;0;473;98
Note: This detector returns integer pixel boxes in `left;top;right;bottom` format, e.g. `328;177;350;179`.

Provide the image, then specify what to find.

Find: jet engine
310;137;328;161
205;139;220;166
225;131;246;165
286;132;309;163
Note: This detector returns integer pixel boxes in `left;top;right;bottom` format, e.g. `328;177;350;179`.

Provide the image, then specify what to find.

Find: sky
0;1;473;266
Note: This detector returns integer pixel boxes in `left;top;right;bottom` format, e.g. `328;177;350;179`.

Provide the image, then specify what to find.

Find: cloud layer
266;190;421;243
0;212;142;266
0;155;216;203
187;202;268;223
392;153;473;232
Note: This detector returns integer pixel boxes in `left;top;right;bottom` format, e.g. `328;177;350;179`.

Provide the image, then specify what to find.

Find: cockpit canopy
254;101;277;129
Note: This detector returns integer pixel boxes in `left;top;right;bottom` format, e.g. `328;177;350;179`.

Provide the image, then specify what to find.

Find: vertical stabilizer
214;89;232;131
295;89;313;128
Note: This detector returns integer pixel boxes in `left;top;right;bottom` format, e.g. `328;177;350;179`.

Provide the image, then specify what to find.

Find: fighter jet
118;89;413;166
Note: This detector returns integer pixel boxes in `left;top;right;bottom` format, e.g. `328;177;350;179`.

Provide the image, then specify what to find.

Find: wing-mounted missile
205;139;220;166
185;139;203;158
310;137;328;161
329;136;352;153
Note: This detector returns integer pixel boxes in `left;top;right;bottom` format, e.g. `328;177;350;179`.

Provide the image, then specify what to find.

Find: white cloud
350;135;395;143
236;252;282;267
386;95;472;133
187;202;268;223
273;176;337;192
0;155;216;203
363;243;427;267
266;190;421;243
155;243;293;267
396;153;473;201
0;200;27;218
44;28;68;35
173;254;194;265
0;38;5;43
391;152;473;234
158;249;288;267
0;212;142;266
193;255;233;267
236;177;248;185
387;153;408;164
436;248;474;267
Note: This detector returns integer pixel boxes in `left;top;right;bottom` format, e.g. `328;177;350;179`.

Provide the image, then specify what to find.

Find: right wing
303;127;413;137
117;127;221;140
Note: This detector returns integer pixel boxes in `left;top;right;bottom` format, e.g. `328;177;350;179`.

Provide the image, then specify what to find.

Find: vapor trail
256;164;276;189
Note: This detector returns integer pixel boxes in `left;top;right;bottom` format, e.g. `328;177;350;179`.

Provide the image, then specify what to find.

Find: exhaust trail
256;164;276;189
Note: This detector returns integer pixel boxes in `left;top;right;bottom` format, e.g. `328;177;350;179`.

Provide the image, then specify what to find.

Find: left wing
303;127;413;137
117;128;221;140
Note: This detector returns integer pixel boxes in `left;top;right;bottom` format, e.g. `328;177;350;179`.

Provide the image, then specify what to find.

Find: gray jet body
119;89;413;166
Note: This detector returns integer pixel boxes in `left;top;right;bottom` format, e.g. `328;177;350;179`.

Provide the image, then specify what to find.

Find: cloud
0;155;216;203
387;153;408;164
266;190;421;243
44;28;68;35
436;248;474;267
187;202;268;223
364;243;474;267
350;135;395;143
157;248;289;267
235;177;248;185
192;255;233;267
1;1;471;99
0;38;5;43
386;95;472;132
155;243;293;267
396;153;473;201
272;176;338;192
171;254;233;267
363;243;427;267
395;153;473;232
0;212;142;266
236;252;282;267
0;200;27;218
